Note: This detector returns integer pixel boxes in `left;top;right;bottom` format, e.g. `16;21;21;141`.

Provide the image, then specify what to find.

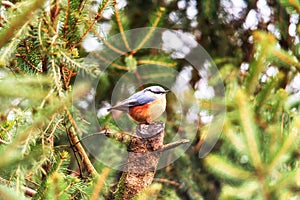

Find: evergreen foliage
0;0;299;199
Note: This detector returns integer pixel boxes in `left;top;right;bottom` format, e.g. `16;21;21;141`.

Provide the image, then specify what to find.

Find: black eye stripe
150;90;166;94
153;91;162;94
145;88;168;94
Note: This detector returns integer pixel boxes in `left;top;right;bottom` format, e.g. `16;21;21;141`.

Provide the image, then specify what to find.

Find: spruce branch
75;129;136;147
1;1;15;8
0;0;45;49
90;168;110;200
38;20;47;52
0;22;29;67
62;0;71;39
157;139;189;153
69;0;111;50
113;0;131;51
0;176;37;197
67;127;98;177
91;52;128;70
235;89;263;169
273;49;300;71
154;178;183;189
51;55;64;98
287;0;300;14
91;27;127;55
267;118;299;173
131;7;165;55
60;51;99;75
15;54;43;73
65;109;98;177
0;138;9;145
137;59;177;67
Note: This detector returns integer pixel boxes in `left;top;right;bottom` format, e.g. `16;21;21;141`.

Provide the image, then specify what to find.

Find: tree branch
67;127;98;177
0;176;37;197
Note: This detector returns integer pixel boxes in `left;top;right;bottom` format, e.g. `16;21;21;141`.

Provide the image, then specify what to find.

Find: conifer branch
1;1;15;8
0;22;29;67
65;109;98;177
51;55;64;97
91;52;128;70
131;7;165;55
67;126;98;177
288;0;300;14
90;168;110;200
137;59;177;67
91;28;127;55
0;0;45;49
113;0;131;51
15;54;43;73
267;128;298;173
235;89;263;169
63;0;71;39
69;0;111;50
0;176;37;197
0;138;9;145
273;49;300;71
158;139;190;153
154;178;183;188
60;51;98;75
38;20;47;52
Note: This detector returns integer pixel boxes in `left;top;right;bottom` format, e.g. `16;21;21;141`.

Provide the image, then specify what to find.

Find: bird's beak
165;90;170;93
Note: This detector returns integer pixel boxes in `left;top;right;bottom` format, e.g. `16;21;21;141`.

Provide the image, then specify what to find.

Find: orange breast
128;98;166;123
129;104;150;123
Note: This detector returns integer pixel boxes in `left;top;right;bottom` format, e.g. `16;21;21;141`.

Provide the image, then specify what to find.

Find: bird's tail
107;105;129;112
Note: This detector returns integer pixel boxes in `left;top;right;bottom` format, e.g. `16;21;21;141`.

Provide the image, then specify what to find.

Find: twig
0;176;37;197
69;0;111;50
90;168;110;200
15;54;43;72
91;52;128;70
65;123;84;177
65;109;98;177
73;129;136;147
0;20;28;65
137;59;177;67
38;20;47;52
63;0;71;39
65;108;83;136
67;127;98;177
60;51;97;75
113;0;131;51
157;139;190;153
131;7;165;55
154;178;183;189
0;138;9;145
91;28;127;55
1;1;15;8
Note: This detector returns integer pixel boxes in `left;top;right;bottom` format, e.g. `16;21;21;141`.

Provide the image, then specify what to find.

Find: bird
108;86;169;124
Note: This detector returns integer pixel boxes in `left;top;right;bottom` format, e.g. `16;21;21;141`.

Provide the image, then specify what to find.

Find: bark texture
114;121;164;200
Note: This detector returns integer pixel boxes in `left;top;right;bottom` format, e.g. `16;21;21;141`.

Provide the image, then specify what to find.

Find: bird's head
143;86;169;99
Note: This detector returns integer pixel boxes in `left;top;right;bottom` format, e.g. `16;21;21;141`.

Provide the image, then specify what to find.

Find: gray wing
108;91;155;111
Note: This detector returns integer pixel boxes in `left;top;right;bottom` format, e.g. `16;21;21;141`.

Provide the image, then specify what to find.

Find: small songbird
108;86;169;124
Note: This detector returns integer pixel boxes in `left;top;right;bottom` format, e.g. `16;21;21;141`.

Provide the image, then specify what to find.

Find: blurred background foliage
0;0;300;199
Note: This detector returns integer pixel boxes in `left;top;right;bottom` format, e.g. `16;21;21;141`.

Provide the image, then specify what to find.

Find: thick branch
113;122;165;199
109;122;189;199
